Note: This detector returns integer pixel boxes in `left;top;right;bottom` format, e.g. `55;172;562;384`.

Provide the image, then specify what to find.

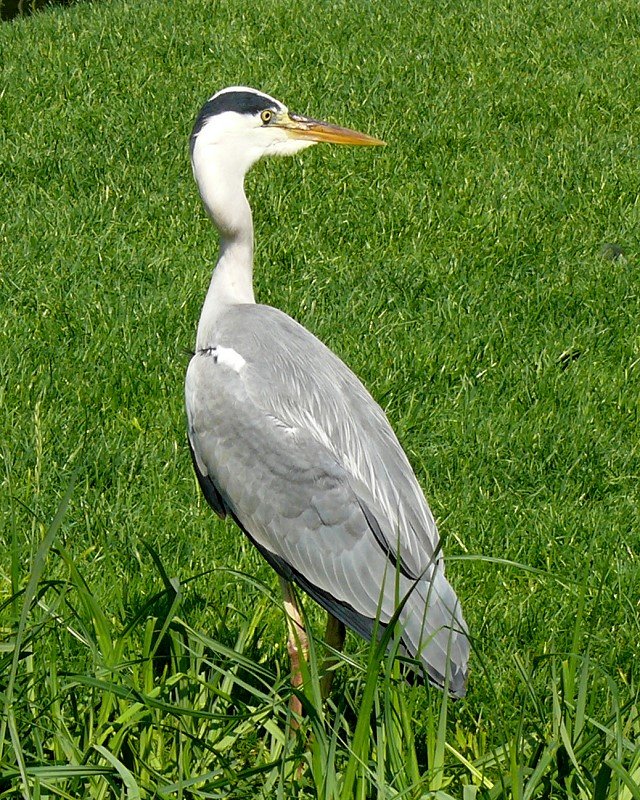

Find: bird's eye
261;109;273;125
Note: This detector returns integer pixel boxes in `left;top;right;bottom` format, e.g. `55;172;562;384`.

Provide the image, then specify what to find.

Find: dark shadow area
2;0;77;22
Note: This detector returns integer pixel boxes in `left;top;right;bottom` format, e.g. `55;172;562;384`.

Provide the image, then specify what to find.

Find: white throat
190;101;316;352
191;139;256;350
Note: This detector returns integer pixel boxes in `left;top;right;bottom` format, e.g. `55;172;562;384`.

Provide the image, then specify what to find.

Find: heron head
190;86;384;174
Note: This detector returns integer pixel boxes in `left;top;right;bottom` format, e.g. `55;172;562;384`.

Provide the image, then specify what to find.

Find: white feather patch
203;345;247;373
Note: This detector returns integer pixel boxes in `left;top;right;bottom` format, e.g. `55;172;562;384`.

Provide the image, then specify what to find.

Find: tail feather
400;569;469;698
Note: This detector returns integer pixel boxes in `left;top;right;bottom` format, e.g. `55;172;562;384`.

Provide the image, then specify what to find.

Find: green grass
1;0;639;796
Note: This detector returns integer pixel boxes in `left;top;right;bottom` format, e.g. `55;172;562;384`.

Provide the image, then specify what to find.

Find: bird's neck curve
192;145;256;350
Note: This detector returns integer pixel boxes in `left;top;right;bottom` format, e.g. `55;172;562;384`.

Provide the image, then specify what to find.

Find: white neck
192;143;256;350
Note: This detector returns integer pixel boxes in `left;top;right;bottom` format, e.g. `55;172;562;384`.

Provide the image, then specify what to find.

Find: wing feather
186;308;469;695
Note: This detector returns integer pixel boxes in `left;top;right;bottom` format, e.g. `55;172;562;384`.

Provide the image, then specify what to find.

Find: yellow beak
278;111;385;146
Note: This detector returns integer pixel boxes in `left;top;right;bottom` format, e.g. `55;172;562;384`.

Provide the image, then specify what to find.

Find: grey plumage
187;304;468;695
186;86;469;698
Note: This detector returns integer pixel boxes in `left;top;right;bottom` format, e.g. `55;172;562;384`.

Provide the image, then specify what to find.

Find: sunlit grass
1;0;639;796
1;494;638;797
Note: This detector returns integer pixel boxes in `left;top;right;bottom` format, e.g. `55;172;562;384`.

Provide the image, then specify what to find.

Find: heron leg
279;578;309;720
320;613;346;699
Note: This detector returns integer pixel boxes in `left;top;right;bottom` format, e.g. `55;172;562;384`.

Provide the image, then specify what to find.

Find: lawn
1;0;639;796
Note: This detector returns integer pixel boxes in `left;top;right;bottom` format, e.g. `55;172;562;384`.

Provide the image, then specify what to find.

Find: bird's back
186;302;469;694
201;306;436;550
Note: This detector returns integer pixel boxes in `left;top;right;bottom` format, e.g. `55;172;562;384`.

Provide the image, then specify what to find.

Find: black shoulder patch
188;436;228;519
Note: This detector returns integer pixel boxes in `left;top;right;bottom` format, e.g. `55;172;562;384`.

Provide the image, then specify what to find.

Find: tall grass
1;0;639;796
1;481;638;797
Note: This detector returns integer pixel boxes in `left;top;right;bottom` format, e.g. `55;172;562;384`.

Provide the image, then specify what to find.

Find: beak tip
285;113;386;147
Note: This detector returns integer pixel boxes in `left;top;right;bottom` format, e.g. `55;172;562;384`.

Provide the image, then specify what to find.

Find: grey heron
186;86;469;702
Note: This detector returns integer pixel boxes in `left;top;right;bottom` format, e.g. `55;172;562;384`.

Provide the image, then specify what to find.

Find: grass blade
1;470;78;799
93;745;142;800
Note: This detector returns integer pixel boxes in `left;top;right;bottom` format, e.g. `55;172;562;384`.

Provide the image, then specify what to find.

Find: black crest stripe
191;91;280;141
